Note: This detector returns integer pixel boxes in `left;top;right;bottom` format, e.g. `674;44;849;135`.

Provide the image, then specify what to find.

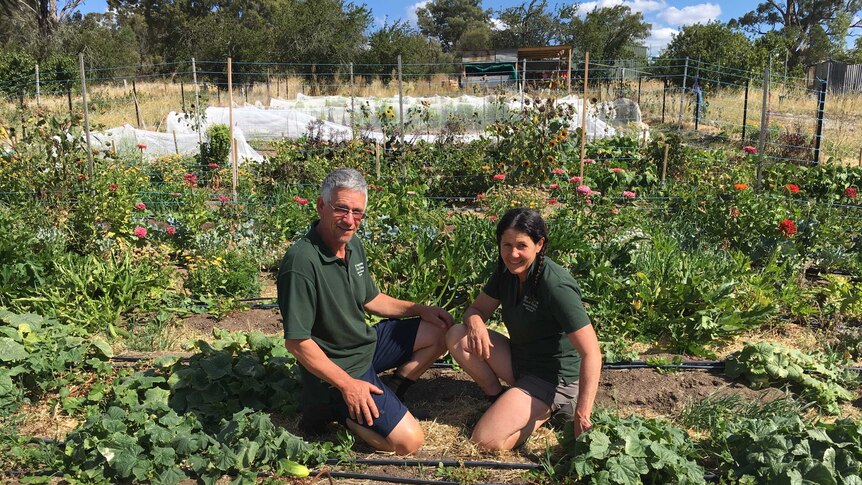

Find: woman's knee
445;324;468;351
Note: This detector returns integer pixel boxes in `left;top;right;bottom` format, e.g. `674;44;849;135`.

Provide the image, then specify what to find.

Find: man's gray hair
320;168;368;203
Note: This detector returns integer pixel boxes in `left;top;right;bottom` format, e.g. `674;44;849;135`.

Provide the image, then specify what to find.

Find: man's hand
465;322;493;360
419;304;455;330
573;412;592;437
339;378;383;426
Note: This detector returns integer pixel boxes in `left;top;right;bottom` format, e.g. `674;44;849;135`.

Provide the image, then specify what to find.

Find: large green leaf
606;454;643;485
0;337;27;361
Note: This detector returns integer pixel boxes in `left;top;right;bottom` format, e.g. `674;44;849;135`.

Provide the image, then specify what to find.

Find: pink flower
488;215;498;222
137;143;147;150
108;183;118;192
552;168;565;175
845;187;857;199
293;196;309;206
165;226;176;236
170;192;181;197
218;195;229;203
135;202;146;211
133;226;147;239
576;185;592;195
622;191;636;199
743;146;757;154
569;176;583;184
207;163;219;169
481;165;491;171
476;193;486;200
493;173;506;181
583;158;595;164
77;174;88;181
183;173;197;186
548;183;560;190
610;168;624;173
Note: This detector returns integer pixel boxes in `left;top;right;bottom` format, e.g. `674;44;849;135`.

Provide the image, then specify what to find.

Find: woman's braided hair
495;208;548;296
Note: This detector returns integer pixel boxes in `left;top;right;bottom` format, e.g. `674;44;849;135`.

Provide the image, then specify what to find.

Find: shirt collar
306;220;348;263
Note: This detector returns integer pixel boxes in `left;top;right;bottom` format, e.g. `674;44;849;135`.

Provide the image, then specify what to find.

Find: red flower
476;193;486;200
293;196;309;206
133;226;147;238
547;198;558;204
77;174;88;181
218;195;229;203
845;187;857;199
778;219;797;237
481;165;491;171
734;183;749;191
135;202;146;211
207;163;219;169
548;183;560;190
610;168;624;173
583;158;595;164
785;183;800;194
165;226;177;236
743;146;757;154
488;215;498;222
569;176;583;184
137;144;147;150
493;173;506;181
108;183;118;192
183;173;198;187
552;168;565;175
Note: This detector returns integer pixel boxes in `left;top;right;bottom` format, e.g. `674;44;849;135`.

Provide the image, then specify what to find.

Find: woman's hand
465;322;493;360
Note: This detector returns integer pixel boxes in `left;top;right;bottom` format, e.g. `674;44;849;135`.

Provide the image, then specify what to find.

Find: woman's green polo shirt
482;257;591;386
277;221;380;390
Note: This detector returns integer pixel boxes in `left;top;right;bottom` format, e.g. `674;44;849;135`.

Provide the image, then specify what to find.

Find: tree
493;0;556;49
0;0;83;37
362;20;448;76
730;0;862;68
416;0;492;53
658;22;759;87
556;4;650;61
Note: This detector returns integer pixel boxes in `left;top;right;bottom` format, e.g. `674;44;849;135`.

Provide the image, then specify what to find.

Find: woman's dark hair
495;208;548;294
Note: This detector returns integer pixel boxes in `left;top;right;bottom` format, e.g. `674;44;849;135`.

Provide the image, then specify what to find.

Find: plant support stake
78;53;94;179
756;65;770;189
192;58;201;144
741;79;750;142
813;78;827;165
677;57;689;130
228;57;237;201
398;55;404;146
35;63;40;107
579;51;590;179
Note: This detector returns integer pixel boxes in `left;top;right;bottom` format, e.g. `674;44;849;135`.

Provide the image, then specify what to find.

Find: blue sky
78;0;750;54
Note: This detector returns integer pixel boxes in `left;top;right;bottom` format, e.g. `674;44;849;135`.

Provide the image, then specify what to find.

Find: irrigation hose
324;458;541;470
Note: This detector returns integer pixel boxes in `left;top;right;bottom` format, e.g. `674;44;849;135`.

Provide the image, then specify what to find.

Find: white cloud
646;27;678;54
490;18;507;31
406;1;430;27
567;0;666;17
658;3;721;26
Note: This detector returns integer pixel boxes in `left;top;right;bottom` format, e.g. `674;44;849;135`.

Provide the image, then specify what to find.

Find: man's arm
285;338;382;426
363;293;454;329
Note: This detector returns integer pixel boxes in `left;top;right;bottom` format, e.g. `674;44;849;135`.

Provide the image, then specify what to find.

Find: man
278;168;453;455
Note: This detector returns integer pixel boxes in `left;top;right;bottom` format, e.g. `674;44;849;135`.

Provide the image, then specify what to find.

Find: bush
184;249;261;299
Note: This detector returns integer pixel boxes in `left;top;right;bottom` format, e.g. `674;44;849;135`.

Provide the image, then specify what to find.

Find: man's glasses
329;204;366;221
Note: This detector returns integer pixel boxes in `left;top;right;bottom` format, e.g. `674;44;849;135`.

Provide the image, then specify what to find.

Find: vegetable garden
1;99;861;484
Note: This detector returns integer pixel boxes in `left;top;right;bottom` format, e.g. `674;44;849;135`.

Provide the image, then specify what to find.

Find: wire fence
2;56;862;170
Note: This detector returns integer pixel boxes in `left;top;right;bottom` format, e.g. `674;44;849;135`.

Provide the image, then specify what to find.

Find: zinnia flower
785;183;800;194
622;191;636;199
137;143;147;150
548;183;560;190
183;173;198;186
293;196;309;206
133;226;147;239
488;215;498;222
207;163;219;169
552;168;565;175
165;226;176;236
547;198;558;204
743;146;757;154
569;176;583;184
77;174;88;181
734;183;749;191
108;183;118;192
218;195;229;203
845;187;858;199
170;192;181;197
576;185;592;195
135;202;146;211
476;193;486;200
583;158;595;164
493;173;506;181
610;168;624;173
778;219;797;237
481;165;490;171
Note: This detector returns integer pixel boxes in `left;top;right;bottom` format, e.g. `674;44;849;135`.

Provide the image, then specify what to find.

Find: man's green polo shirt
482;257;591;386
277;221;380;396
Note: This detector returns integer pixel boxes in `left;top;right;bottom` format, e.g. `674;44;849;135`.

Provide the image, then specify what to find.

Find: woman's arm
567;324;601;436
462;291;501;360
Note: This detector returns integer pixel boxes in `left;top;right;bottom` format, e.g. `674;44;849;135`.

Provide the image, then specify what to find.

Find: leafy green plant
552;410;706;484
184;249;261;300
726;341;856;414
715;414;862;484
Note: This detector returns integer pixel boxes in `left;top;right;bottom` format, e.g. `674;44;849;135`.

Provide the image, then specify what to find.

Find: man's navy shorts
329;317;420;437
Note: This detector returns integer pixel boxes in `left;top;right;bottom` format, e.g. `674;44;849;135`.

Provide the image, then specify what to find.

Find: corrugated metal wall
808;61;862;93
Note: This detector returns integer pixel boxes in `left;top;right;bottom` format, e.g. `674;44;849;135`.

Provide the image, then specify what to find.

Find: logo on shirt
354;262;365;276
523;295;539;312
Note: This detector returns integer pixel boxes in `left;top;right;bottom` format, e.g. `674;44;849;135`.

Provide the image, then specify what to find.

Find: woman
446;208;601;451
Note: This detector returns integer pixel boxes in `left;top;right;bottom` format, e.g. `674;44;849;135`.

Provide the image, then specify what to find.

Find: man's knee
388;414;425;455
445;324;467;351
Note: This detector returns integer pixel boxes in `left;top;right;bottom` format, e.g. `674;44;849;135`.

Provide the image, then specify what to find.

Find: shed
807;61;862;93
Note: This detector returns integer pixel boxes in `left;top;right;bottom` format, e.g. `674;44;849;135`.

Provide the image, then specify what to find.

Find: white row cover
90;124;264;163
